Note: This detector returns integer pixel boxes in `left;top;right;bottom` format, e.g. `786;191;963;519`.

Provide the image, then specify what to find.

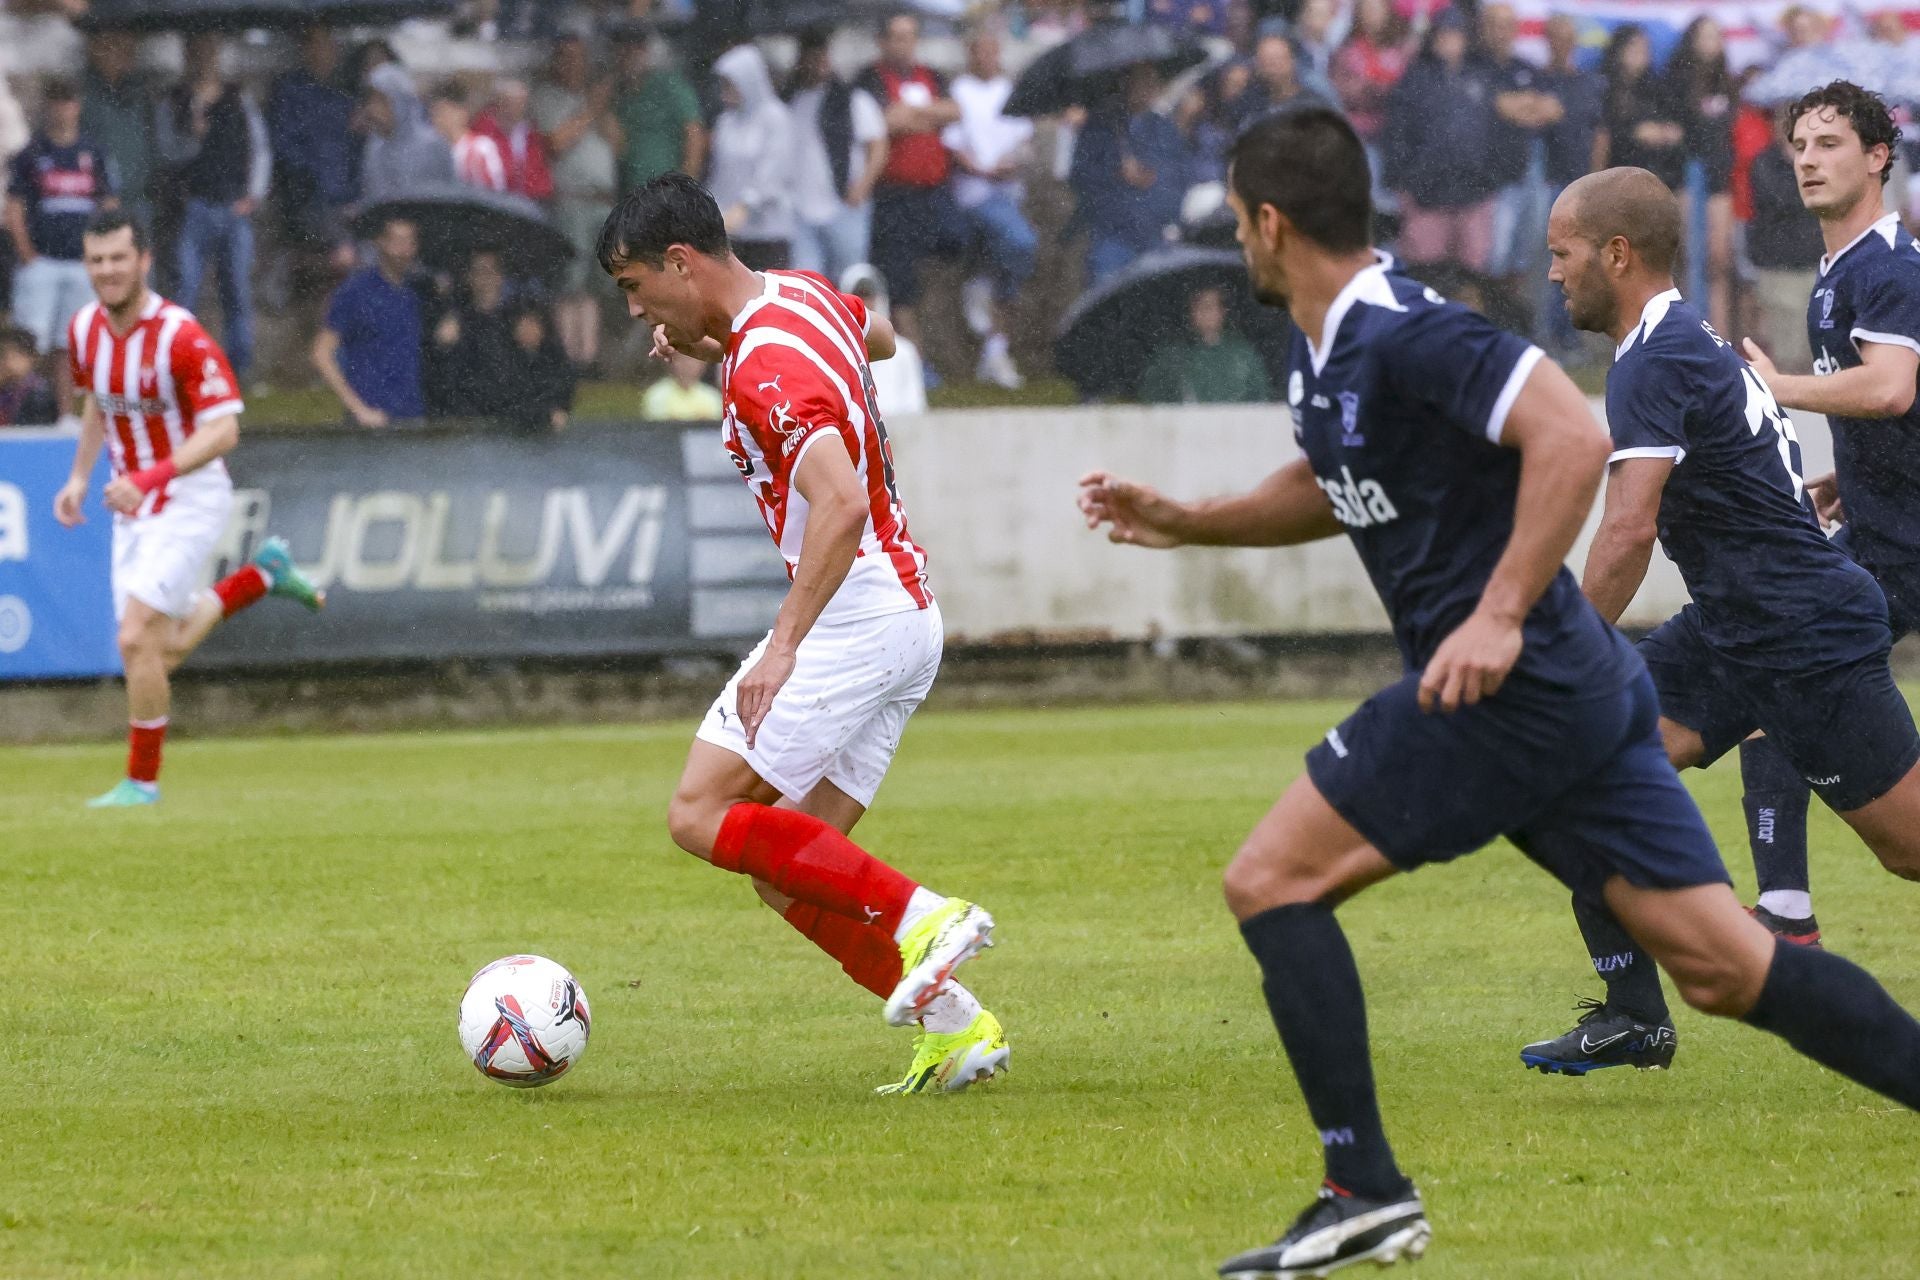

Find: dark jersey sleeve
1384;302;1544;445
1603;350;1692;461
1848;250;1920;357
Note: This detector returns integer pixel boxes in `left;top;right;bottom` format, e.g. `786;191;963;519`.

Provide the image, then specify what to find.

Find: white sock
919;982;981;1035
1758;889;1814;921
893;886;946;944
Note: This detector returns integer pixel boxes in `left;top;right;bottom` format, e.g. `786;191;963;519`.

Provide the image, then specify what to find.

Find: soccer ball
459;955;591;1088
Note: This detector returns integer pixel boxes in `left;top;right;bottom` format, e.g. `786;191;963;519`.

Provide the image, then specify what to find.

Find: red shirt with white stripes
453;131;508;193
69;292;243;512
719;270;931;624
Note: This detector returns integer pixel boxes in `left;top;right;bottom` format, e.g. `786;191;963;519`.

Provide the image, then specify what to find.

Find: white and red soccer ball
459;955;591;1088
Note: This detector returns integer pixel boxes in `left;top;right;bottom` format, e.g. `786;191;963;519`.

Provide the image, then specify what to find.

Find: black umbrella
1006;22;1211;118
78;0;456;32
351;184;575;281
1054;245;1294;400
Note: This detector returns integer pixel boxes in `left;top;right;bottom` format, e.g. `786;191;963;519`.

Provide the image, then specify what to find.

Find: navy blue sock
1740;737;1812;901
1743;939;1920;1108
1239;903;1411;1200
1571;893;1669;1023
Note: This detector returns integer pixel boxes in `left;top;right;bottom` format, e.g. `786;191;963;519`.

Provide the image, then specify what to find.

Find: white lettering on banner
0;483;26;563
295;487;669;598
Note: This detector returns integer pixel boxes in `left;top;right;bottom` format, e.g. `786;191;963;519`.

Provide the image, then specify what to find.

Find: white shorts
111;468;234;621
695;602;944;808
11;256;94;352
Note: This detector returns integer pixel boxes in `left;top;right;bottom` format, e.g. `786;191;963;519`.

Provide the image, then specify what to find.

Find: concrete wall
887;398;1837;645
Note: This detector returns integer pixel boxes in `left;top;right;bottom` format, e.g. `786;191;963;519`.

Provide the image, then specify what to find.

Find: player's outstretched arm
732;434;867;748
1077;459;1341;549
1420;358;1610;713
1744;337;1919;419
1581;457;1670;625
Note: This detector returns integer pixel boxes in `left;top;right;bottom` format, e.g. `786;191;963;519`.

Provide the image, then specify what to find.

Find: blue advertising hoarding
0;431;118;679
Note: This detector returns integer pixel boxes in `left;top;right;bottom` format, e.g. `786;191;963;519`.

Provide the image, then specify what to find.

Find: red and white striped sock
127;716;168;785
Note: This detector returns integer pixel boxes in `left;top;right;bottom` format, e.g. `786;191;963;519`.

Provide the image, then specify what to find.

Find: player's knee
1669;957;1752;1018
665;794;721;860
1223;845;1318;916
117;621;160;662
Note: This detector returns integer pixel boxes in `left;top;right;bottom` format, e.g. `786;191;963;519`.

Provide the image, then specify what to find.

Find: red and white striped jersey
719;270;931;624
69;292;243;509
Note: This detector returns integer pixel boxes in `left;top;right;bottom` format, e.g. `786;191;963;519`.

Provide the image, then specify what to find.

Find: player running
1517;166;1920;1076
1078;108;1920;1279
1729;81;1920;946
596;174;1006;1095
54;209;323;809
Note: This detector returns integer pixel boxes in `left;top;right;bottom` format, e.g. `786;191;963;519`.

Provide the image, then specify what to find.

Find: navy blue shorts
1305;666;1730;902
1833;525;1920;639
1638;603;1920;811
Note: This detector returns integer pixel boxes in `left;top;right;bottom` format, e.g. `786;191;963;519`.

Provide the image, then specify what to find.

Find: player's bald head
1556;168;1681;275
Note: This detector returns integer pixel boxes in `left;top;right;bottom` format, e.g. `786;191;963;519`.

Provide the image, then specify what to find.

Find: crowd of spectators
0;0;1916;426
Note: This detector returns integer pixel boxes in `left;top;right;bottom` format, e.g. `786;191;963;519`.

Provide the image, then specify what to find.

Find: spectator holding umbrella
1069;63;1189;284
313;215;427;429
707;43;795;270
473;78;553;204
531;33;621;369
500;300;573;432
1382;10;1504;305
155;33;270;379
424;248;516;418
1138;285;1269;404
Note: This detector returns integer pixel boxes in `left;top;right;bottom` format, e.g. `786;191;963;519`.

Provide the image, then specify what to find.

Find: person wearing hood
708;44;795;270
840;262;926;417
359;61;454;203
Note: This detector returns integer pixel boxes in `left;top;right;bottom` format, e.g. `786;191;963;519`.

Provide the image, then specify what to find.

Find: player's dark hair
1784;80;1899;186
83;206;148;252
1227;105;1372;255
596;172;731;273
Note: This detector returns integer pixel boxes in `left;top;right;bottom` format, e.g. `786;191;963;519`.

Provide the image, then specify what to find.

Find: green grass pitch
3;701;1915;1279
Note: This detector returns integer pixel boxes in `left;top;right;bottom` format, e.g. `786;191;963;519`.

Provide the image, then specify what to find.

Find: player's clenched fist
1077;471;1186;548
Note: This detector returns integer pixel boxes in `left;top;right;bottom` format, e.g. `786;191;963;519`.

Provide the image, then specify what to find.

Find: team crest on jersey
1337;391;1363;447
200;356;231;400
1817;288;1836;329
138;367;158;395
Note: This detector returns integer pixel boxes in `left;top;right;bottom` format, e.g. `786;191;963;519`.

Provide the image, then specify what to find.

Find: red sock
212;564;269;618
128;717;168;784
712;804;919;934
781;902;903;999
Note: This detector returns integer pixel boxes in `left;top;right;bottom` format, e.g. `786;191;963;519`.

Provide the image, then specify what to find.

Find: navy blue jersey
1608;289;1880;662
1287;258;1637;691
1809;211;1920;566
5;135;116;261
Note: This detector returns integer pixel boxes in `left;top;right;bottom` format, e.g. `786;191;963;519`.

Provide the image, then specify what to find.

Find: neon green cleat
253;535;325;611
876;1011;1010;1096
86;779;158;808
884;899;996;1027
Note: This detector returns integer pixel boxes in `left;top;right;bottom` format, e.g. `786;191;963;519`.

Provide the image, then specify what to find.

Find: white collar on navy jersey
1818;210;1901;277
1307;250;1404;377
1615;287;1682;359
